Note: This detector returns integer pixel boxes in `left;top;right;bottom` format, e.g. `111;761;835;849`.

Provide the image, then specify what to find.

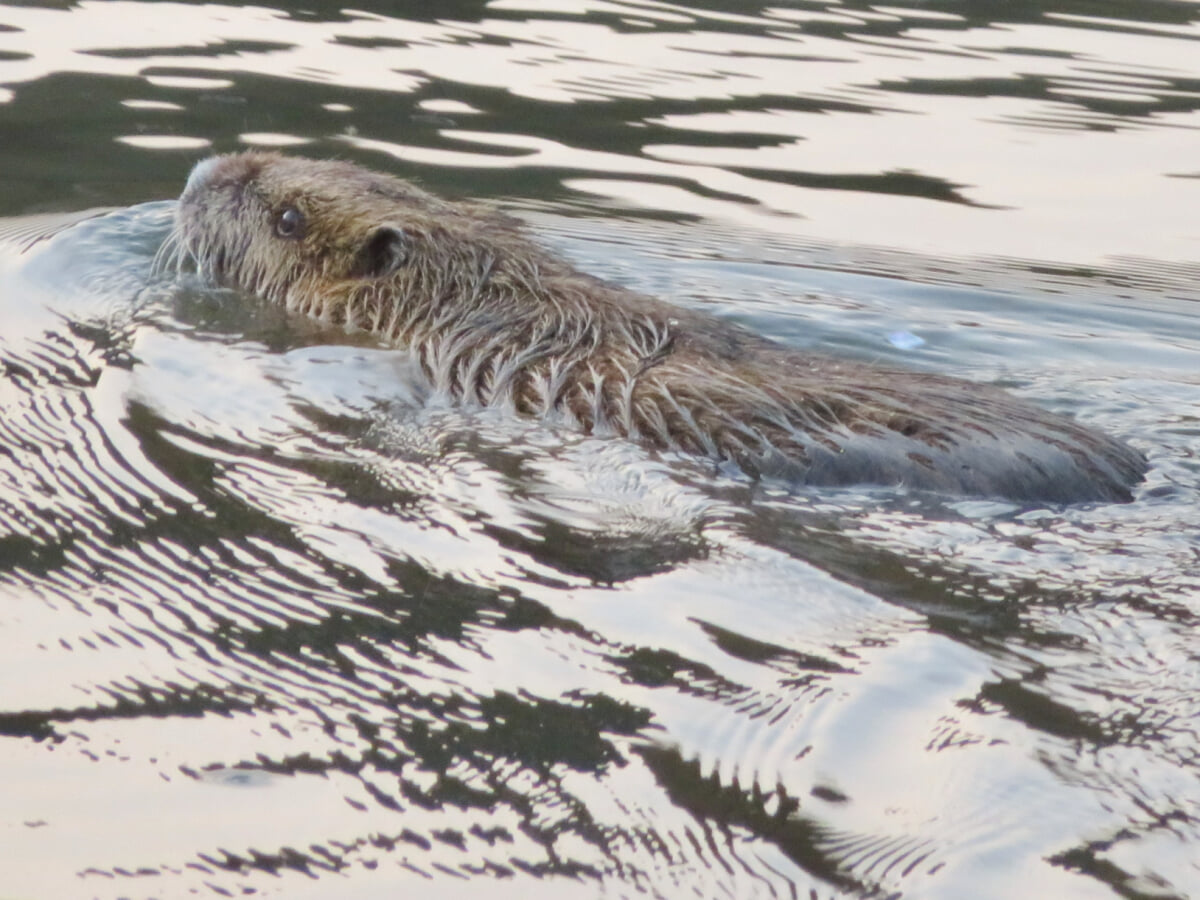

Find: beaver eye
274;205;305;240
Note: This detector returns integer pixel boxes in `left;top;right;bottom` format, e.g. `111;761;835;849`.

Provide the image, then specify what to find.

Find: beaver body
170;152;1146;503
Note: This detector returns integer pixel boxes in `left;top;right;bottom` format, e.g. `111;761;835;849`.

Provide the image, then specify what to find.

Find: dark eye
274;205;305;240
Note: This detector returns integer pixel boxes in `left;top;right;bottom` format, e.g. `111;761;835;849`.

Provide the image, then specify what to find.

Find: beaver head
173;151;563;339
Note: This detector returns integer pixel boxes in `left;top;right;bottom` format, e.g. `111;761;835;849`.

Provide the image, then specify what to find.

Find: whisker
149;229;182;280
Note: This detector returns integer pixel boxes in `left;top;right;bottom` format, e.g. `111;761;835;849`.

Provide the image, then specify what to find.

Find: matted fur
167;152;1146;503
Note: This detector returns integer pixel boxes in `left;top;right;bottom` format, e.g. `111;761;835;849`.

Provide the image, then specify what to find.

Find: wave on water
1;197;1199;900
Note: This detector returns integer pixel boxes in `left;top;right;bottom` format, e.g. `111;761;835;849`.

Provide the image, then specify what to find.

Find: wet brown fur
170;152;1146;503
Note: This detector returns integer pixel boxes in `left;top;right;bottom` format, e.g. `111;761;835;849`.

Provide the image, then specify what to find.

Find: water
1;2;1199;898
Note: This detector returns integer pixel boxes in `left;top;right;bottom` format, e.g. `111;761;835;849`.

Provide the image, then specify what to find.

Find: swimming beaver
168;152;1146;503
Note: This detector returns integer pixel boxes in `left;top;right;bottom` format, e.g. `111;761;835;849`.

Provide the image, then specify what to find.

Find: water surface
1;3;1199;899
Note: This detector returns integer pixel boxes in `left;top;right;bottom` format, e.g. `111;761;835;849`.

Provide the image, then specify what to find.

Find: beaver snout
183;156;222;199
181;153;275;207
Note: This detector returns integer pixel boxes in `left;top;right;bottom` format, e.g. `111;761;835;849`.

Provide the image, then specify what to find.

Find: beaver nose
183;156;222;198
182;153;264;201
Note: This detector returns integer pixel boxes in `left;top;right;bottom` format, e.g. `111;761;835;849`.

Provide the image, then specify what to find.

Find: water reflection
1;1;1200;898
2;198;1196;898
0;1;1197;257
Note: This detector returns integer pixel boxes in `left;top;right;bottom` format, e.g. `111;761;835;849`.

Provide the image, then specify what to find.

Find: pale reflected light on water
1;2;1200;899
1;2;1198;259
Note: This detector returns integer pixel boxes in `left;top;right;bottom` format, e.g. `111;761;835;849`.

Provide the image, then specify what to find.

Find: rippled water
2;3;1200;899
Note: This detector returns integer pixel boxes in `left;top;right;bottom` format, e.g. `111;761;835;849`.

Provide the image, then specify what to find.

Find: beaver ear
350;225;409;279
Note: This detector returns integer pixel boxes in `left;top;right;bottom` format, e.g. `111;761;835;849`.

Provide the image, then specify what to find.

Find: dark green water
1;3;1199;898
